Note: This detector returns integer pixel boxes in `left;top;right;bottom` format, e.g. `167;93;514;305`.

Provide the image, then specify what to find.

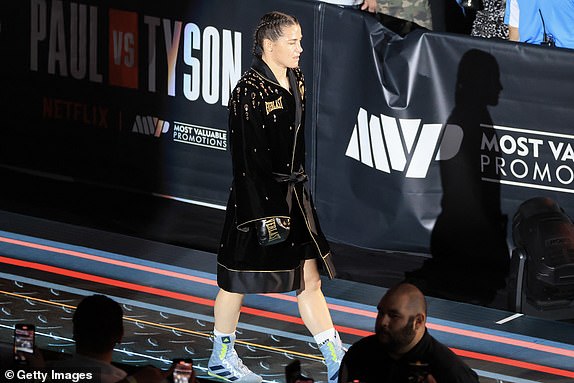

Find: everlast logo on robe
265;219;281;241
265;97;283;115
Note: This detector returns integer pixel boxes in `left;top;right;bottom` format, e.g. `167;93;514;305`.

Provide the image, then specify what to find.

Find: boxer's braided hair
253;11;299;57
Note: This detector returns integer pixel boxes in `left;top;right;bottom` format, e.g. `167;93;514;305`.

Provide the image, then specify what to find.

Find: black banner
0;0;316;208
313;8;574;253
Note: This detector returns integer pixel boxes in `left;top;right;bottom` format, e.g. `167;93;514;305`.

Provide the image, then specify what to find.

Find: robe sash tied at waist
273;170;318;235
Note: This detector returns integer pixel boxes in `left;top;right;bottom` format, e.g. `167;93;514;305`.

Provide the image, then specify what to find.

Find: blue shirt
505;0;574;49
540;0;574;49
504;0;544;45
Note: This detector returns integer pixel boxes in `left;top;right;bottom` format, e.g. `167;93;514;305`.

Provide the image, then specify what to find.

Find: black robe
217;57;335;293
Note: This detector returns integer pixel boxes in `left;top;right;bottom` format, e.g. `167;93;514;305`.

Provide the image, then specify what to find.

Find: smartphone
13;324;35;365
172;358;193;383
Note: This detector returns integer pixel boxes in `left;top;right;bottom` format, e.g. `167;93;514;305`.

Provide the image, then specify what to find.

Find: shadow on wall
406;49;510;306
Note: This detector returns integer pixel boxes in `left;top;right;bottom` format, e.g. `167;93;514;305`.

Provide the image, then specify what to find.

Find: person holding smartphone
47;294;187;383
209;11;345;383
13;324;36;366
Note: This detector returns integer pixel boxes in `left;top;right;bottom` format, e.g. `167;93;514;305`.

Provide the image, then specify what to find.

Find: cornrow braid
252;11;299;57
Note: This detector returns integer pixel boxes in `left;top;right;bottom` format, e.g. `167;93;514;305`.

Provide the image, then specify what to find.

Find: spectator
471;0;508;39
49;294;182;383
312;0;433;31
446;0;476;34
539;0;574;48
505;0;574;48
316;0;378;12
339;283;480;383
504;0;544;44
377;0;433;30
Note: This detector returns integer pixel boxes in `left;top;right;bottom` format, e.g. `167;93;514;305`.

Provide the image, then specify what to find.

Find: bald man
339;283;479;383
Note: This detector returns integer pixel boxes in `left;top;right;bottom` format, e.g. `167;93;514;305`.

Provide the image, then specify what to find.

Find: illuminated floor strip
0;234;375;317
427;322;574;358
455;348;574;378
0;254;370;338
1;257;573;378
474;368;543;383
1;233;574;379
0;289;323;362
496;313;525;325
0;282;572;383
2;234;574;358
0;271;321;347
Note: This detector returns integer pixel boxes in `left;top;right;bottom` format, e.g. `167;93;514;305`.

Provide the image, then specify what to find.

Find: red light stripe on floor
0;236;218;287
0;235;375;317
1;255;573;376
3;236;574;359
452;348;574;378
0;256;367;337
0;256;214;306
428;323;574;358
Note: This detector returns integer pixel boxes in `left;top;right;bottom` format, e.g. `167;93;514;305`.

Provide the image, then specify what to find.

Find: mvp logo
132;115;170;137
346;108;463;178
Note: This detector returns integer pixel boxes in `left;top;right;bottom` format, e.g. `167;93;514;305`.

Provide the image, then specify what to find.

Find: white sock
214;328;235;339
314;328;339;346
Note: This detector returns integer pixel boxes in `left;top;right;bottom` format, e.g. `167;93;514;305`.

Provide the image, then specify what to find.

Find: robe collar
251;56;299;94
251;55;302;129
251;55;282;85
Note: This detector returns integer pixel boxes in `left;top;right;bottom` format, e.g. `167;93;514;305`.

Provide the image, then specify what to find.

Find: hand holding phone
13;324;35;366
172;358;193;383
